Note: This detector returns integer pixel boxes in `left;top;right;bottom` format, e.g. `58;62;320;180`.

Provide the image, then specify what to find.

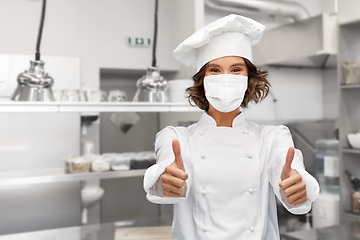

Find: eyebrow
230;63;246;67
208;63;245;68
208;63;221;68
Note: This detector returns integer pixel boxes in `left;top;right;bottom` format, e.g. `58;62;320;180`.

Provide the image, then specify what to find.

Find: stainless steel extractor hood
252;13;338;68
205;0;310;21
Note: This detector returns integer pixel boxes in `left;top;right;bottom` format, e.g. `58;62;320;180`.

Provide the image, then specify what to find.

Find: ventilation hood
252;13;337;68
205;0;310;21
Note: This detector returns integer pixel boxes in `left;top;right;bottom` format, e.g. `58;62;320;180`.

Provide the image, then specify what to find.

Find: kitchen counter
0;217;172;240
282;222;360;240
1;220;360;240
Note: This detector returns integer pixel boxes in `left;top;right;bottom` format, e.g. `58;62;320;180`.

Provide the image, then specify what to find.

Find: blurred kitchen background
0;0;360;239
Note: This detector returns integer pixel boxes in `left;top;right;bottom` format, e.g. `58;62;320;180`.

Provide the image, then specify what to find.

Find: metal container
11;60;55;101
133;66;168;102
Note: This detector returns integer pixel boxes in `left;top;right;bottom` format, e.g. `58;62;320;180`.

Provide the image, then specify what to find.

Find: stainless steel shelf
342;148;360;154
342;211;360;220
0;102;201;113
340;84;360;89
339;17;360;27
0;168;146;187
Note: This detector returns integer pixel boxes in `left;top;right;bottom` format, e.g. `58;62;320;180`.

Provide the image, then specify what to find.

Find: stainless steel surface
1;221;360;240
11;60;55;102
0;113;80;172
0;181;81;235
252;13;337;68
0;217;172;240
283;222;360;240
0;102;200;113
133;67;168;103
100;176;164;224
0;168;146;187
205;0;310;21
342;148;360;154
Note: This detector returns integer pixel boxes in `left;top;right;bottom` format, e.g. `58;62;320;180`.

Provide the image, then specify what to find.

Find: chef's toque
173;14;265;72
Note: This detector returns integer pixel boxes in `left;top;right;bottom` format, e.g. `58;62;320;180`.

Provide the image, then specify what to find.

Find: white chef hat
173;14;265;72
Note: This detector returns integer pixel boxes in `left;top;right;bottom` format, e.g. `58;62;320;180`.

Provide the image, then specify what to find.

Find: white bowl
347;133;360;149
81;187;104;207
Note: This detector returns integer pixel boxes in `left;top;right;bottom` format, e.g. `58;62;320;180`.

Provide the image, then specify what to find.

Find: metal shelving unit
341;148;360;154
338;18;360;223
0;101;200;113
340;84;360;89
0;168;146;187
0;101;200;186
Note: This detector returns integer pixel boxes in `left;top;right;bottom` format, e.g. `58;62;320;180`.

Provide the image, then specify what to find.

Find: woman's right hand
161;139;188;197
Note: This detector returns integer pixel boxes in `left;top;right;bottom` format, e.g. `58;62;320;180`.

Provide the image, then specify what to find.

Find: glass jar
108;90;127;102
61;89;80;102
88;90;102;102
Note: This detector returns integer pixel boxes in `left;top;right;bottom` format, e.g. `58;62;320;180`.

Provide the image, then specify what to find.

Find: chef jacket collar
199;112;246;128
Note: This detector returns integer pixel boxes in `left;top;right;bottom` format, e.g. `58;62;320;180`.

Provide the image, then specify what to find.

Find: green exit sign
128;37;151;47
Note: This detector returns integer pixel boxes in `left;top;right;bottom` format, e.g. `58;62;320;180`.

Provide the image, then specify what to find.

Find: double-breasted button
202;190;207;196
199;131;204;136
203;226;207;232
249;227;254;232
248;188;254;194
201;154;206;159
246;153;253;159
243;130;249;134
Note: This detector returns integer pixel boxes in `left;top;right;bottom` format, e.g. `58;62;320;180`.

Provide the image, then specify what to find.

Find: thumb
172;139;185;171
282;146;295;180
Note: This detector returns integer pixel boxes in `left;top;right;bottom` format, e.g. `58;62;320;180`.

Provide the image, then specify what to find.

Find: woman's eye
232;68;242;72
209;68;220;72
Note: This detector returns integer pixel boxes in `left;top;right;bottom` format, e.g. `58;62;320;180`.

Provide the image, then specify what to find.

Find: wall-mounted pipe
205;0;310;21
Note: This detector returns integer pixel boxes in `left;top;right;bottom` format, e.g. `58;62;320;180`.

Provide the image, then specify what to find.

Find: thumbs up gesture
279;147;307;206
161;139;189;198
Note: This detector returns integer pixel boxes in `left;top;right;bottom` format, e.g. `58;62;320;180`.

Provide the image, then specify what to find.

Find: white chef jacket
144;112;319;240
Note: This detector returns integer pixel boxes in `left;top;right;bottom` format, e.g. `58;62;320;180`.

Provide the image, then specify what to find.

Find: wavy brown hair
186;58;270;111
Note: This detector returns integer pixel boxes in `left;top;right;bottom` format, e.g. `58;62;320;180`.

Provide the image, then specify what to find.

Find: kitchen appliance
315;139;339;194
133;0;168;102
11;0;55;102
313;139;340;228
11;60;55;101
133;67;168;102
312;193;340;228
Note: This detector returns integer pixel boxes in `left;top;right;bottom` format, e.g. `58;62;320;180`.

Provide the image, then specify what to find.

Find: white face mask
204;74;248;113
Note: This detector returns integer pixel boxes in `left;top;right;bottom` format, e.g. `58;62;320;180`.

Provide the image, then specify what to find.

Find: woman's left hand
279;147;307;206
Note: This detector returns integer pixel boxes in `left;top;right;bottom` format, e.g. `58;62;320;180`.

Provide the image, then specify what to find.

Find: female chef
143;14;319;240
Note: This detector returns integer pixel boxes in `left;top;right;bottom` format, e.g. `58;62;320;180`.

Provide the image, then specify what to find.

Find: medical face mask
204;74;248;113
